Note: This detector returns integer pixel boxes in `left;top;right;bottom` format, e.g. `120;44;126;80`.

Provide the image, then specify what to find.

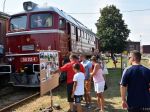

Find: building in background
141;45;150;54
125;41;140;53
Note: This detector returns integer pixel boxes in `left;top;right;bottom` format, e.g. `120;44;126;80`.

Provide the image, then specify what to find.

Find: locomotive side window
78;29;81;37
30;13;52;28
81;30;84;38
71;25;76;34
59;18;65;28
10;15;27;31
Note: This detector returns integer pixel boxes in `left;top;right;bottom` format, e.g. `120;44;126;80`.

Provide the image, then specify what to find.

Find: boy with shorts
72;63;85;112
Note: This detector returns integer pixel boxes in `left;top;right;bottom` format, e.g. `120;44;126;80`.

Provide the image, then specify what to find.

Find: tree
96;5;130;57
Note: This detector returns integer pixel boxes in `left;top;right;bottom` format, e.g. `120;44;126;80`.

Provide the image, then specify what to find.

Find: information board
40;50;59;96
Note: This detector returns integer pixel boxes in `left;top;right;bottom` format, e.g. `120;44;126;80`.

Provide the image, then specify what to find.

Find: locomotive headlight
27;6;32;11
26;38;30;42
23;1;37;11
7;57;14;62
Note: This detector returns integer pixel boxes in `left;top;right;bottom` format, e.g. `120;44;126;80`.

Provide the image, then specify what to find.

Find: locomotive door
39;50;60;96
67;22;71;51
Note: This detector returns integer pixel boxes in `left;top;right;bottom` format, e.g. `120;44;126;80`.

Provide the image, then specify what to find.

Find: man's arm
52;63;68;74
120;85;128;109
120;67;130;109
72;81;77;98
60;63;69;72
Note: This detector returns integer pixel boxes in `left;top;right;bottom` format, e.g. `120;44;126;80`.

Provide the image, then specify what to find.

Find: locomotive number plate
20;57;38;62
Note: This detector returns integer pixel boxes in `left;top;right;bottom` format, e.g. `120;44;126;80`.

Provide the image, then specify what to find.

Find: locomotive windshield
30;13;52;28
10;15;27;31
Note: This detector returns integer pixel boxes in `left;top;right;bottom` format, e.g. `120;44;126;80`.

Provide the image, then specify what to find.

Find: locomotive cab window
10;15;27;31
59;18;66;29
30;13;53;28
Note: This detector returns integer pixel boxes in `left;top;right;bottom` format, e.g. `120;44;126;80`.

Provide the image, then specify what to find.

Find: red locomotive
5;1;99;87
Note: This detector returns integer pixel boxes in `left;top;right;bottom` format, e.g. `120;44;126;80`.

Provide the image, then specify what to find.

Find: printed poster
40;50;59;96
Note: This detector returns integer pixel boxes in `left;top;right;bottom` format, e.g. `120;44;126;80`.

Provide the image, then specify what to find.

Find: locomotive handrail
6;53;39;56
6;29;64;36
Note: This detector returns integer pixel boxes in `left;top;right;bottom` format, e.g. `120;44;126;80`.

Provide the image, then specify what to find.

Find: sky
0;0;150;45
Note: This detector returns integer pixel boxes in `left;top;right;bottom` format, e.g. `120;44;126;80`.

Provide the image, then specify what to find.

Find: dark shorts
67;82;74;102
74;95;83;104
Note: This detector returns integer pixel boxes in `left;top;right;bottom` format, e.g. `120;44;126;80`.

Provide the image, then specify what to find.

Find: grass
104;69;126;112
105;58;121;69
105;56;150;69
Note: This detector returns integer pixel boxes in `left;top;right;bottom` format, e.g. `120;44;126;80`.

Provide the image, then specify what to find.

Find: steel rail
0;92;40;112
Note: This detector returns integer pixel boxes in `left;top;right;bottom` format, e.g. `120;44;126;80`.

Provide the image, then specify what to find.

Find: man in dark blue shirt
120;50;150;112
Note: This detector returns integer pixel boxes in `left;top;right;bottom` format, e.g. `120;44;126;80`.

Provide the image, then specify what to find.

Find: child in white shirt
72;63;85;112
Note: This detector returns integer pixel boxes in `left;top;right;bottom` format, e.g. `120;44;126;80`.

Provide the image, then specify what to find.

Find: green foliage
96;5;130;53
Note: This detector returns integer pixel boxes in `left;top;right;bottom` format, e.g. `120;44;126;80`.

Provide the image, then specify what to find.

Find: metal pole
3;0;6;12
50;90;53;110
121;53;123;75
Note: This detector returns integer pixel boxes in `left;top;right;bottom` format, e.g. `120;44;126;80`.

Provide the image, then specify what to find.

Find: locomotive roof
12;5;96;36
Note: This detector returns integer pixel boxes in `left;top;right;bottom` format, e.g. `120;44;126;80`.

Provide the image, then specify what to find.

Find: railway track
0;86;16;97
0;92;40;112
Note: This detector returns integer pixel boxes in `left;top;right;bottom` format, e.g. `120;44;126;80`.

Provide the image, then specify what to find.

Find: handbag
104;82;108;91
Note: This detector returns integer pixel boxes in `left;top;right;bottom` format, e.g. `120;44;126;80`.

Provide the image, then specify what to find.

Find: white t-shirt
73;72;85;95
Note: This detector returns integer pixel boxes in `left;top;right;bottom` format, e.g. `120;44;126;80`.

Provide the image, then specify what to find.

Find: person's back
81;60;92;80
93;66;104;83
61;61;84;84
72;63;85;112
73;72;85;95
122;65;150;108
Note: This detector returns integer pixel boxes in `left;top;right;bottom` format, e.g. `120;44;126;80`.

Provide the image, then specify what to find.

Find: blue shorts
74;95;83;104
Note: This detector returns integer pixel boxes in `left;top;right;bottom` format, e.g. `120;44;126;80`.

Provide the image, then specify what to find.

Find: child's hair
73;63;80;71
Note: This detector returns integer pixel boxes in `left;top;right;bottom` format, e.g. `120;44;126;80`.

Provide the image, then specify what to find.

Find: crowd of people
55;50;150;112
55;53;108;112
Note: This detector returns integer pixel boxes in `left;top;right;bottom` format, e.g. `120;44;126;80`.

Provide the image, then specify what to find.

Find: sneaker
87;105;91;109
85;103;89;108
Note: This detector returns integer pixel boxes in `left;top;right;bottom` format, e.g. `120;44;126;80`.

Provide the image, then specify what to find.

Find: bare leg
84;94;88;104
99;93;105;111
87;93;91;104
96;93;101;109
69;102;74;111
85;93;91;104
76;103;82;112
